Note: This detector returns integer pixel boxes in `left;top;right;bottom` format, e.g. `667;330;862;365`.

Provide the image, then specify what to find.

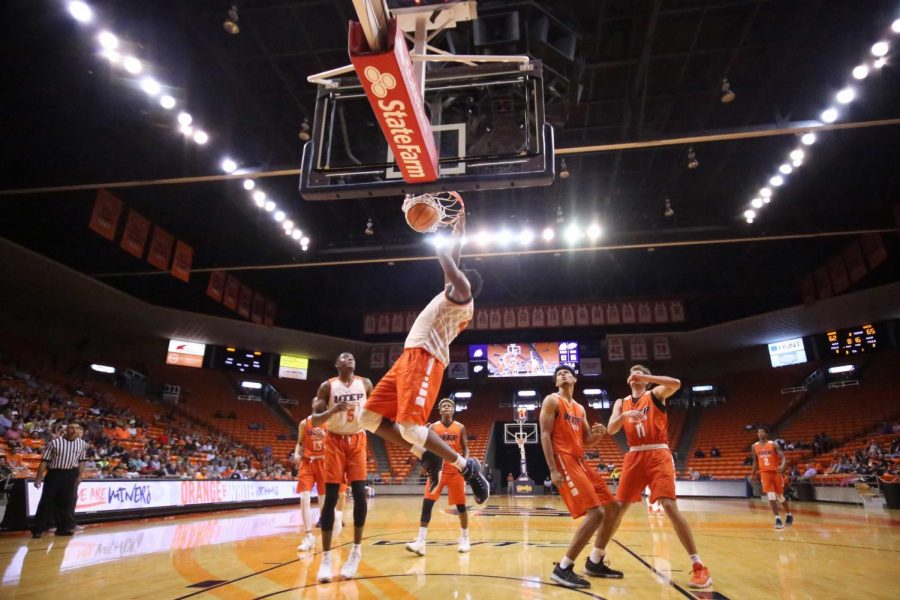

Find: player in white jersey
359;213;490;504
311;352;373;582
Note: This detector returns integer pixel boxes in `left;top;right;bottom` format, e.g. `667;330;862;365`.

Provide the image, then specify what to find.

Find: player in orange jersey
593;364;713;589
311;352;372;582
294;416;346;551
752;426;793;529
540;365;623;589
406;397;472;555
358;214;490;505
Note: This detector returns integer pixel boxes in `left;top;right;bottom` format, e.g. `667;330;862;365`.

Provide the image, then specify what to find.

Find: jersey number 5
347;406;356;422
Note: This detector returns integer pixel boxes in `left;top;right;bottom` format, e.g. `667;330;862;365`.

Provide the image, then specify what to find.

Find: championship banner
370;346;386;369
842;241;867;283
561;305;575;326
89;189;123;241
503;308;516;329
606;303;621;325
207;270;226;302
237;285;253;319
489;309;501;329
653;301;669;323
814;265;833;299
607;337;625;361
120;209;151;258
546;306;560;327
590;304;604;325
363;314;376;334
517;307;530;328
669;300;685;322
250;293;266;324
531;306;546;328
390;312;404;333
377;314;390;334
170;240;193;283
263;299;277;326
147;226;174;271
405;311;416;330
828;255;849;294
621;302;636;324
859;233;887;270
475;309;489;330
575;305;589;326
638;302;652;324
652;336;671;360
629;337;648;361
349;19;439;183
388;344;403;366
223;275;240;310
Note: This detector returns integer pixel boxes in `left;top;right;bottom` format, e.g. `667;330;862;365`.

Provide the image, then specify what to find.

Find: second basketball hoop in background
402;191;464;233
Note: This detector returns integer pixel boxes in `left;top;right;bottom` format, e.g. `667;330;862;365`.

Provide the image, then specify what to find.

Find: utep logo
364;66;397;98
564;413;582;431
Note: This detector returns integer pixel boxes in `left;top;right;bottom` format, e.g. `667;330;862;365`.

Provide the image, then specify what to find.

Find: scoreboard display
827;325;877;356
215;347;272;374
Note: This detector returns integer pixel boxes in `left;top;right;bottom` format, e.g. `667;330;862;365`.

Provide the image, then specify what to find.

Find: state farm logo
364;66;396;98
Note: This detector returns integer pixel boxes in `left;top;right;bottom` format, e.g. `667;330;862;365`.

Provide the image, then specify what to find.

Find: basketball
405;202;439;233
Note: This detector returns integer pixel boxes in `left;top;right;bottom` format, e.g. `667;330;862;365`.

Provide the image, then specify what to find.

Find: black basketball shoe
461;458;490;504
551;563;590;589
420;451;443;494
584;556;624;578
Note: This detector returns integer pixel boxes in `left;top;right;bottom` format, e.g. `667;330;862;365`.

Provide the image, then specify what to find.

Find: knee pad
767;491;777;501
456;504;467;514
399;423;429;447
358;408;383;433
420;498;436;524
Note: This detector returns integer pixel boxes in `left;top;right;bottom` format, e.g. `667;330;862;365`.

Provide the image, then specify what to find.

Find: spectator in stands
801;465;817;478
610;467;621;481
690;470;701;481
694;448;705;458
743;455;753;466
710;447;721;458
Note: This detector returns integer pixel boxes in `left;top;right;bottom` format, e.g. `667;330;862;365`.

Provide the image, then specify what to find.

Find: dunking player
752;426;794;529
406;397;471;556
540;365;622;588
593;365;712;589
311;352;372;582
358;213;490;504
293;415;346;551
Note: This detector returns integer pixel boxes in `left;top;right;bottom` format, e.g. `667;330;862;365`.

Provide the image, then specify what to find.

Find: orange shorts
424;469;466;505
760;470;784;495
616;448;676;504
324;431;367;484
555;454;614;519
365;347;445;426
297;456;326;494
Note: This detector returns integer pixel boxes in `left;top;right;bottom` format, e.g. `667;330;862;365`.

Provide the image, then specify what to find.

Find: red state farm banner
147;226;174;271
250;293;265;324
120;209;151;258
843;241;867;283
89;189;123;241
348;19;438;183
223;275;240;311
171;240;193;283
206;270;226;302
828;255;850;294
237;285;253;319
263;299;277;326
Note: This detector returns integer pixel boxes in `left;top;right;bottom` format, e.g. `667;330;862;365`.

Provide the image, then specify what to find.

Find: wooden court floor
1;495;898;599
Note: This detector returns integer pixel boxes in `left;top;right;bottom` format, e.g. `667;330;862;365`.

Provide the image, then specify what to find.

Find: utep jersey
622;390;668;447
432;420;464;474
754;440;779;472
550;394;586;458
326;376;366;435
302;418;325;457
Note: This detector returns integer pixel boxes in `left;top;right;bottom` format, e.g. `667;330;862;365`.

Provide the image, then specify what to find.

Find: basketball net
402;191;464;232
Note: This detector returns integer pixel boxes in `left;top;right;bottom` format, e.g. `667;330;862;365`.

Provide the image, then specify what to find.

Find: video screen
827;325;877;356
767;338;807;368
166;339;206;369
215;347;271;374
480;342;579;377
278;355;309;380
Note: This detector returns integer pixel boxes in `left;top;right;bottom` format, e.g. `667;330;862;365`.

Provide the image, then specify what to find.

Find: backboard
299;0;554;200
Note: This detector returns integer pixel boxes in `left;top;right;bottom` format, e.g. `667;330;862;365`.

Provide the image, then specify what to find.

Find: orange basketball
405;202;439;233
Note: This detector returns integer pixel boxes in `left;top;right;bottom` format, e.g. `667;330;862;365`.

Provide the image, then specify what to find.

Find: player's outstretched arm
436;216;471;302
539;394;561;487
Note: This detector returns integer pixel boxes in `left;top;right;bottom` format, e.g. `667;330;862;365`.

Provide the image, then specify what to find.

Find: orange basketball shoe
689;563;712;588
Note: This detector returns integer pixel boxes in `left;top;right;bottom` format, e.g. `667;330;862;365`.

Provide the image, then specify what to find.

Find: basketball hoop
516;406;528;424
401;191;464;233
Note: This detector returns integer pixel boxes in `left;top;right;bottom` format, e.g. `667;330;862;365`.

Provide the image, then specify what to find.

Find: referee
31;423;88;539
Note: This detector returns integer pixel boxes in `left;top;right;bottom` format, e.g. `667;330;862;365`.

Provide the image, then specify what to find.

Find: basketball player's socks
411;445;425;458
352;543;361;555
589;548;605;563
452;455;467;471
460;528;468;539
689;554;702;566
418;526;429;541
560;556;574;569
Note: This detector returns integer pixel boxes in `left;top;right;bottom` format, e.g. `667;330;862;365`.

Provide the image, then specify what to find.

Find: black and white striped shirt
42;437;88;470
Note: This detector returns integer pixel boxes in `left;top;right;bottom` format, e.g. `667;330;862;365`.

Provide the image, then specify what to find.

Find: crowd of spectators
0;365;296;481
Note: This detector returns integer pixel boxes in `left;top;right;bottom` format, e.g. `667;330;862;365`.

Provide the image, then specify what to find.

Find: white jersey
326;376;367;435
404;290;473;367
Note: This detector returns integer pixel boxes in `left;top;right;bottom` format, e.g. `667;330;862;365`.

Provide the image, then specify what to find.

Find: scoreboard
827;325;877;356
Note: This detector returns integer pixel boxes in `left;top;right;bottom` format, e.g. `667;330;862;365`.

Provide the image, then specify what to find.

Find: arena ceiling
1;0;898;340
